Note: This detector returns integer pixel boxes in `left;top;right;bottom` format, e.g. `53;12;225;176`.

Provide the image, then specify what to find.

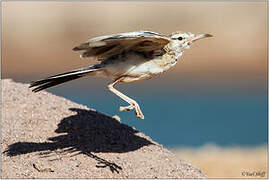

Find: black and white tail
30;64;101;92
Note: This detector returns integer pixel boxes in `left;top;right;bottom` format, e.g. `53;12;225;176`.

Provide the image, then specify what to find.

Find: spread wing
72;31;170;61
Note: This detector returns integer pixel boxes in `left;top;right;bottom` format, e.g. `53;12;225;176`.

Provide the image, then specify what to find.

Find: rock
33;161;54;173
1;79;207;178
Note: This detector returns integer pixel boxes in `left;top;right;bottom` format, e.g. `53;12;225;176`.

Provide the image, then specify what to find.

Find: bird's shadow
3;108;153;173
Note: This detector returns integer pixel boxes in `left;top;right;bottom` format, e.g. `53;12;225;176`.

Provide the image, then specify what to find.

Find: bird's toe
119;105;134;112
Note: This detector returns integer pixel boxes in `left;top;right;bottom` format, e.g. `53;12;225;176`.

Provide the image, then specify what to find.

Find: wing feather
73;31;170;61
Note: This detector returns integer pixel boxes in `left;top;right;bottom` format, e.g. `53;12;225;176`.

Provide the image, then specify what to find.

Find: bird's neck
164;42;184;55
156;48;183;71
164;44;184;62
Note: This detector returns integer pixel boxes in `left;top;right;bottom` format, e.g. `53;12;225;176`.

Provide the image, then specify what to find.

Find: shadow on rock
4;108;153;173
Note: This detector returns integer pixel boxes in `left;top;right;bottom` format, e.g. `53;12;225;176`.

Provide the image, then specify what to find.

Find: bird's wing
72;31;170;61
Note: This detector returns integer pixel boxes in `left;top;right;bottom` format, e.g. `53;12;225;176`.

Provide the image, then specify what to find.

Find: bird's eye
178;37;183;41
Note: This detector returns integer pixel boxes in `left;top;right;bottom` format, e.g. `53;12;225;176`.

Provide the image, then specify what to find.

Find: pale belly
99;52;178;83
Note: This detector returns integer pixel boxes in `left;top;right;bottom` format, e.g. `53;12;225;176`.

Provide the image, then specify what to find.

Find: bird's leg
108;79;144;119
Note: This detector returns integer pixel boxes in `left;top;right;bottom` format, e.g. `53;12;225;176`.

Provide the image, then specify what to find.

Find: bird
30;30;213;120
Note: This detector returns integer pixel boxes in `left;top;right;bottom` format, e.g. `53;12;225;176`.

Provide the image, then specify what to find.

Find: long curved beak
191;33;213;42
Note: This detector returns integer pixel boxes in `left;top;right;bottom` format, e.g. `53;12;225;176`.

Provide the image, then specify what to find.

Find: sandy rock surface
1;79;207;178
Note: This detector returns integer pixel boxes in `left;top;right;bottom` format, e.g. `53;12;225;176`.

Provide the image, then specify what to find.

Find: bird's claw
119;104;144;120
135;110;144;120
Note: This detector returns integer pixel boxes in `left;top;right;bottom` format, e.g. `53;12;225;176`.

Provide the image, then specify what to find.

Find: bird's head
168;31;213;51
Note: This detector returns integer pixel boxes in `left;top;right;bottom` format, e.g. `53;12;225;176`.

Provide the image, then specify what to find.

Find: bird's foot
119;105;134;112
119;103;144;120
135;106;144;120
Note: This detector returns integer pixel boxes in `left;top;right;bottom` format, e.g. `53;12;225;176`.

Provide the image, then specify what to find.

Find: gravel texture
1;79;207;178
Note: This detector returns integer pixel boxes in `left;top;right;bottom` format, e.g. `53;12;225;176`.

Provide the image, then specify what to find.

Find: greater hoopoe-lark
30;31;213;119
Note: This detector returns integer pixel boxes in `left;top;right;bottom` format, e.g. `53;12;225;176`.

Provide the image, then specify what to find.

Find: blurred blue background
47;76;267;148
